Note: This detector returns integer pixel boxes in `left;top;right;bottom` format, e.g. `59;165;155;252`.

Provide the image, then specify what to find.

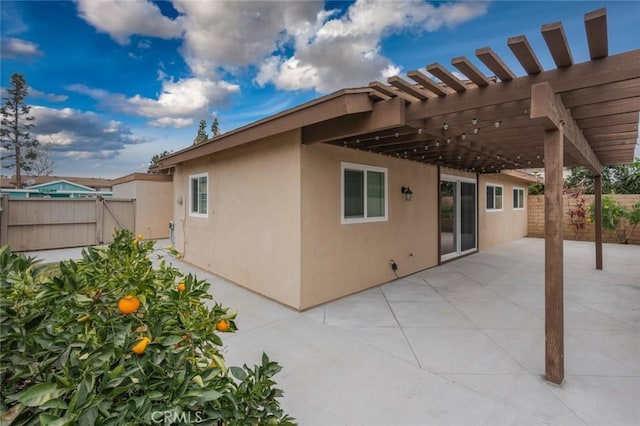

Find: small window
341;162;387;224
486;184;503;211
189;173;208;217
513;187;525;210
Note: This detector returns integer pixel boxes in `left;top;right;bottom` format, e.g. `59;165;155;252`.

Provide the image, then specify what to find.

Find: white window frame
341;162;388;225
513;187;525;210
189;172;208;218
485;183;504;212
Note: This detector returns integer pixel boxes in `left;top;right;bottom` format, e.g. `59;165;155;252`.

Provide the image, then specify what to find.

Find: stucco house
154;8;637;316
152;88;536;311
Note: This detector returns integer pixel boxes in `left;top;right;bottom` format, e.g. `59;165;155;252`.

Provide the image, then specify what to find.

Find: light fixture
494;120;501;128
472;117;478;125
435;140;440;147
473;128;479;134
401;186;413;201
395;132;399;138
443;122;448;130
418;128;423;134
461;133;467;140
425;145;429;150
356;139;360;144
446;137;451;144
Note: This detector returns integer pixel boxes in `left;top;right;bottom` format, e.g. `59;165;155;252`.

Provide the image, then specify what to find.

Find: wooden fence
0;196;135;251
527;194;640;244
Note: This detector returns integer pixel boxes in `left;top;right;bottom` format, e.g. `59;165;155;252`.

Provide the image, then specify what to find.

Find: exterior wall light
401;186;413;201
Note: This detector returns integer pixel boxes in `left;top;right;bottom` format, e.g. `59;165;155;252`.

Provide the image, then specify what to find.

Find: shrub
0;230;294;425
588;197;640;244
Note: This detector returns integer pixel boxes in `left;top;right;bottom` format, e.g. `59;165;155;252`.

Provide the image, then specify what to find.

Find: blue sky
1;0;638;178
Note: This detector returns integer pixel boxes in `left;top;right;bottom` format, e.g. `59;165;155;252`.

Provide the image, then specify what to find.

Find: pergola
300;8;639;385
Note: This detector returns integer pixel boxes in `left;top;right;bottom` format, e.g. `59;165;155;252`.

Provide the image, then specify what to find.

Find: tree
148;149;172;173
193;119;209;145
564;159;640;194
1;73;39;188
30;140;55;176
210;117;221;137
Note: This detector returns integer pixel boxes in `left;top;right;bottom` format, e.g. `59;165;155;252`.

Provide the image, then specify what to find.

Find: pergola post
544;128;565;384
594;175;603;269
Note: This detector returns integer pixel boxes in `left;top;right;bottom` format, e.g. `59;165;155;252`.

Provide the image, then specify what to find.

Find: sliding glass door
440;175;477;261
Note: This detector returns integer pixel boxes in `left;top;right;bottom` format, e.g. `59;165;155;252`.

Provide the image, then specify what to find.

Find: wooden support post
594;175;603;270
96;196;104;245
0;195;8;247
544;128;565;385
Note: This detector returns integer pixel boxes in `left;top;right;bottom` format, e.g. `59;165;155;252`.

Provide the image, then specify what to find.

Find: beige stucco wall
478;174;528;249
173;130;301;308
299;143;439;309
112;180;173;239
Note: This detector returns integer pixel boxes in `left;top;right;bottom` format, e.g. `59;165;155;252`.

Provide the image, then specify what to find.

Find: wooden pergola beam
585;8;608;60
368;81;419;103
452;57;492;87
388;76;433;101
577;112;640;129
302;97;405;145
570;97;640;120
427;63;467;92
530;82;602;174
369;89;391;102
406;50;640;121
508;35;544;74
407;70;451;96
542;22;574;68
475;47;517;81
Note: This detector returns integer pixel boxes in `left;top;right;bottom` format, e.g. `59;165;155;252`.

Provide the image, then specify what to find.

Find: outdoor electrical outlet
390;260;398;271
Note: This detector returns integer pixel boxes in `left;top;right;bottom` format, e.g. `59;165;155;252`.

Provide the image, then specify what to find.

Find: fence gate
0;196;135;252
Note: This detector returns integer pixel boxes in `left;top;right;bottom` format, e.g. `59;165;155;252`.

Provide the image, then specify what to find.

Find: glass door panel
440;180;456;256
460;181;476;252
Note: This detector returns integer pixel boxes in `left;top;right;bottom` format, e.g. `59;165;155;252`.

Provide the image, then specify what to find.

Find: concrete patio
27;237;639;425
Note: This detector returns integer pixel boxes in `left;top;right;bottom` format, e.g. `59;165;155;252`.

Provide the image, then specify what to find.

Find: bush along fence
0;230;295;425
528;194;640;244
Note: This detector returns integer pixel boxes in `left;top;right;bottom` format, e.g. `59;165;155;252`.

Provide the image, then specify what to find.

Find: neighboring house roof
29;179;96;192
111;173;173;186
1;175;115;190
154;8;638;177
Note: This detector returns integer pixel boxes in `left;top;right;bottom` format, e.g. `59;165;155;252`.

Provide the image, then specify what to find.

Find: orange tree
0;230;294;425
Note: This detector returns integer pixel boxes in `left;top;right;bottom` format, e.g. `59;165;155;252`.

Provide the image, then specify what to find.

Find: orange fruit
132;337;150;355
118;295;140;314
167;244;173;250
216;319;230;332
137;234;144;240
132;239;138;245
177;282;186;292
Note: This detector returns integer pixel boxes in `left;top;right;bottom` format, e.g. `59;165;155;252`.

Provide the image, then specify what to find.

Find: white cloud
75;0;182;45
149;117;193;128
257;0;488;93
68;77;239;128
172;0;323;77
0;37;43;58
29;87;68;102
31;106;149;160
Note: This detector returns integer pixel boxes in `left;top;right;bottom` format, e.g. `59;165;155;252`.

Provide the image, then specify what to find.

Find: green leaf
197;389;222;402
40;398;69;409
10;383;64;407
230;367;247;381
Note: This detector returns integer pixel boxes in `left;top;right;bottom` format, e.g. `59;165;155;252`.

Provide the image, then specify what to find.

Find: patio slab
23;237;640;425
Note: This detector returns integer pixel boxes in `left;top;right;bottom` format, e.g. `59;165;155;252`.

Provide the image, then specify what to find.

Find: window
189;173;208;217
513;187;525;210
341;162;387;224
486;184;503;211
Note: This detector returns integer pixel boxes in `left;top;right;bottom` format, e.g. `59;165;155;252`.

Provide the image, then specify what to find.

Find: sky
1;0;639;178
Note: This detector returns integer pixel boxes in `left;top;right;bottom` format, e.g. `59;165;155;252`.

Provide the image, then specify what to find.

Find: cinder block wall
527;194;640;244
